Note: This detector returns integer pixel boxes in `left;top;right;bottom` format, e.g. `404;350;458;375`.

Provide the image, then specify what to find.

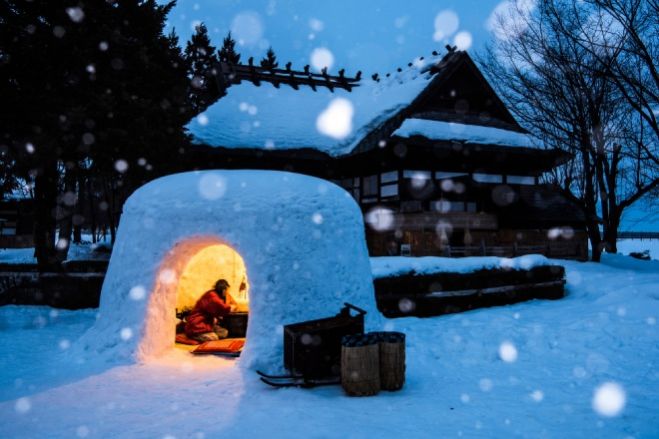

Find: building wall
367;228;588;260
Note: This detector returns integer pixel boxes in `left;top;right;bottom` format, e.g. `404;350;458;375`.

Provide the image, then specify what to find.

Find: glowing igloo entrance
151;237;250;354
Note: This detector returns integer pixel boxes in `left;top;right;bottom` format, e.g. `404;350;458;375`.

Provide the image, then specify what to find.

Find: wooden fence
618;232;659;240
445;241;586;259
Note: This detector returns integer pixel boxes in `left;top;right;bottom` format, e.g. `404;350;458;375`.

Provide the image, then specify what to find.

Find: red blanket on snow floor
192;339;245;355
175;333;200;345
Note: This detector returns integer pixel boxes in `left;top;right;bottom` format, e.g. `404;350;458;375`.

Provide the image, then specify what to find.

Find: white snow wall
75;170;378;370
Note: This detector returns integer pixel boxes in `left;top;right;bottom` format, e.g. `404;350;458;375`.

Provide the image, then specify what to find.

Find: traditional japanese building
182;50;587;259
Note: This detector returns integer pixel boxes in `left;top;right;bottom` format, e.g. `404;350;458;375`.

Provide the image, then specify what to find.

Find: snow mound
74;170;377;369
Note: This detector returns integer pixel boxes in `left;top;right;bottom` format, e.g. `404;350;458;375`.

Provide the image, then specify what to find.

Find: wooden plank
424;280;566;298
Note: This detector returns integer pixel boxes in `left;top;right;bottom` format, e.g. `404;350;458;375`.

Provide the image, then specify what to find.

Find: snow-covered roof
75;170;378;367
393;118;540;148
187;64;435;157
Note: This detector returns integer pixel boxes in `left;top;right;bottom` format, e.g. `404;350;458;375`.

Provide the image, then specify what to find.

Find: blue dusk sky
165;0;508;75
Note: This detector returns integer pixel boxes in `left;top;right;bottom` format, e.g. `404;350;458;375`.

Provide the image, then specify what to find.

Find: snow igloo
76;170;377;370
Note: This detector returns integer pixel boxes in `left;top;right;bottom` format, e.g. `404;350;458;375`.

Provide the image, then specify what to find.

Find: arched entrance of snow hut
139;236;249;359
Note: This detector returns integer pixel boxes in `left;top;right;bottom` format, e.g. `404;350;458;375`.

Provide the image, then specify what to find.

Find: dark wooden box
224;312;248;338
283;304;365;379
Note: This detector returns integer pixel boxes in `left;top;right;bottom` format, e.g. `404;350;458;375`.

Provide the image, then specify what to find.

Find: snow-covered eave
390;134;568;156
188;140;334;160
393;118;542;148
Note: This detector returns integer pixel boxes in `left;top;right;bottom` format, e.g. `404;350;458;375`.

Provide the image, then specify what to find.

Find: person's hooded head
214;279;230;300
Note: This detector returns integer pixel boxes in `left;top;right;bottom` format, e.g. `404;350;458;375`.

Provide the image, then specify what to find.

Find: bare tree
481;0;658;260
547;0;659;250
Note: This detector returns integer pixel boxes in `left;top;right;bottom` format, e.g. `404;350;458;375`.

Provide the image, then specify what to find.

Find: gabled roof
187;51;538;157
187;58;436;157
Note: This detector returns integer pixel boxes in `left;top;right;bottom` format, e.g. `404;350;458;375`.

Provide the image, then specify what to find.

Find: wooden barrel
341;333;380;396
374;332;406;391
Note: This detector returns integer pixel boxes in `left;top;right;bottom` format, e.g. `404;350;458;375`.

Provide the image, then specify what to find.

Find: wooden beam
217;61;360;92
424;280;566;298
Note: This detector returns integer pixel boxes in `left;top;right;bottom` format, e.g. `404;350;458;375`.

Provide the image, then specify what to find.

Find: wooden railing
392;212;498;230
618;232;659;240
445;241;585;259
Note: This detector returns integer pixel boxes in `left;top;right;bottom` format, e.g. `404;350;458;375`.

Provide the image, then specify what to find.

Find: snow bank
393;118;540;148
0;239;110;264
370;254;552;279
187;65;434;156
74;170;377;369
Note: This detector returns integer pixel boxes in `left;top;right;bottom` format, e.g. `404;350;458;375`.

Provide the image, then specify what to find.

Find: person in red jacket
185;279;234;342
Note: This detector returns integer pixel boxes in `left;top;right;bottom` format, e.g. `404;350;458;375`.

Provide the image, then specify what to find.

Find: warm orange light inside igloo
172;243;250;353
176;244;250;313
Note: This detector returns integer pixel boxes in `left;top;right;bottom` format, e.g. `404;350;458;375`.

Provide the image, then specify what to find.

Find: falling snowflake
66;7;85;23
15;397;31;414
592;382;626;417
530;390;544;402
231;11;263;46
196;113;209;126
498;341;518;362
129;285;147;301
198;173;227;200
479;378;493;392
76;425;90;438
398;298;416;313
309;18;324;32
453;31;473;50
433;10;459;41
120;327;133;341
114;159;128;173
316;98;353;139
365;207;395;231
158;269;176;284
310;47;335;72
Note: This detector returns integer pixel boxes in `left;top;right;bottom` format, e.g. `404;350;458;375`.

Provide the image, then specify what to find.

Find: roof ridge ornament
215;60;361;93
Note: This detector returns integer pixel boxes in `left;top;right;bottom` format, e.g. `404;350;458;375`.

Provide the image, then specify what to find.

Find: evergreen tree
218;32;241;64
1;0;193;268
260;47;278;69
185;23;223;113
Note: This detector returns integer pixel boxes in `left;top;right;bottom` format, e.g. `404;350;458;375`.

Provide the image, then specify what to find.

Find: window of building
431;200;452;213
380;184;399;198
381;171;398;184
507;175;536;185
431;200;478;213
403;170;431;179
473;173;503;183
336;178;361;202
435;171;468;180
362;175;378;197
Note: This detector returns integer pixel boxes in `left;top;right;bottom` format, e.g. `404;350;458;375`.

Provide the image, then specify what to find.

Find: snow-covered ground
0;239;111;264
1;255;658;438
617;239;659;261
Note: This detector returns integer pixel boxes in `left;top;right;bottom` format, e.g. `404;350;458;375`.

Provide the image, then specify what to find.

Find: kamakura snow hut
75;170;378;367
184;50;587;260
